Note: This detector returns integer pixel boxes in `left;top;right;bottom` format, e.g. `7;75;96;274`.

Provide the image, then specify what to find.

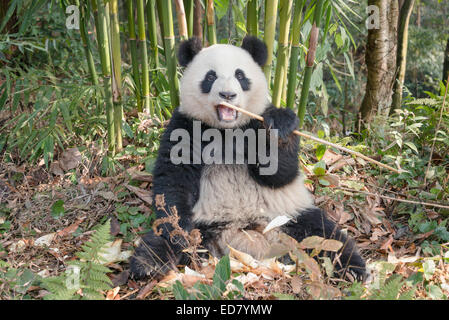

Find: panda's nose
219;91;237;101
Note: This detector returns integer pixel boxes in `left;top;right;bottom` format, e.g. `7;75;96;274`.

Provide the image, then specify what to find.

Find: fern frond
41;220;113;300
407;98;440;106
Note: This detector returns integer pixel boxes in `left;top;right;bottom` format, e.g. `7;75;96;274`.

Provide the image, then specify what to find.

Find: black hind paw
129;253;173;279
337;251;367;282
129;231;180;279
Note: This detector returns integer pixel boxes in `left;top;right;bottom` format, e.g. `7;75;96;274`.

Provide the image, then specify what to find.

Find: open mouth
216;104;238;122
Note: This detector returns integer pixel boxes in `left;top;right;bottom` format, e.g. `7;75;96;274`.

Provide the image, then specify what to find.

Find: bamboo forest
0;0;449;302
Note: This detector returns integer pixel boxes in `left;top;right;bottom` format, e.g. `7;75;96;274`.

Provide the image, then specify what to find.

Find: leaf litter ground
1;147;448;300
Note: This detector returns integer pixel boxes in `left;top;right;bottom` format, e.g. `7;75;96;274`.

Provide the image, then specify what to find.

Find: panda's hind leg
129;230;188;279
282;207;366;281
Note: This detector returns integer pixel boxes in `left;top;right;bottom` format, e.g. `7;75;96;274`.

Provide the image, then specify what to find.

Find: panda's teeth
217;104;238;122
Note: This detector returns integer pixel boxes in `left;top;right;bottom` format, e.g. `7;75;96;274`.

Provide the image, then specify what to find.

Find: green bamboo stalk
282;32;291;102
126;0;142;112
175;0;189;41
206;0;217;45
263;0;279;84
137;0;152;114
298;0;325;127
94;0;115;154
286;0;305;110
110;0;123;151
184;0;194;37
158;0;180;108
79;1;98;86
247;0;259;36
272;0;293;108
91;0;106;77
110;0;121;92
147;0;159;69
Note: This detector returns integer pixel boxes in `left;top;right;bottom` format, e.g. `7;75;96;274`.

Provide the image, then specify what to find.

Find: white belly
192;164;313;227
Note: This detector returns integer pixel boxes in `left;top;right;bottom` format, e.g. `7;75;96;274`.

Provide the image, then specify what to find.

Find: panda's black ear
241;35;268;67
178;37;203;67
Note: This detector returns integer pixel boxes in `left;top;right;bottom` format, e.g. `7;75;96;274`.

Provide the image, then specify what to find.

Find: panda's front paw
262;106;299;140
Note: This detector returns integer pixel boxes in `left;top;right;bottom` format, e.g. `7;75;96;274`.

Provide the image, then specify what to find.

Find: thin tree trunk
391;0;414;113
360;0;399;126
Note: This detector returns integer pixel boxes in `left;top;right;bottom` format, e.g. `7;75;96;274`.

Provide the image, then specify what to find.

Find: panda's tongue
217;104;237;122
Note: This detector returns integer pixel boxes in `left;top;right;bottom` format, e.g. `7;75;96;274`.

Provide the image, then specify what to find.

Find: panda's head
178;36;269;129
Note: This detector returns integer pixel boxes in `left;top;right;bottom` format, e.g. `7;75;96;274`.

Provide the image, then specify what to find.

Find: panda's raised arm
247;105;301;188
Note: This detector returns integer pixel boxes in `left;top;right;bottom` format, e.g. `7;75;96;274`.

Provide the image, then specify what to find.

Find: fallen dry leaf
8;239;28;253
97;191;118;201
370;228;387;242
34;233;56;247
293;249;322;280
298;236;343;252
131;171;153;183
387;250;421;264
157;270;182;288
111;270;130;287
182;274;211;287
59;147;82;171
380;235;394;252
321;174;340;187
57;217;85;237
328;158;356;173
228;246;259;268
110;217;121;237
137;280;157;299
125;184;153;205
50;162;64;176
97;239;132;265
322;149;343;166
290;275;302;294
362;196;385;226
106;286;120;300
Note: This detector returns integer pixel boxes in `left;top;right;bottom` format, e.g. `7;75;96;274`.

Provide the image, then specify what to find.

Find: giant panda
130;36;366;281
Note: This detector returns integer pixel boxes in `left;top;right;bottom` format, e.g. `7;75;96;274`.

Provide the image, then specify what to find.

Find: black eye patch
200;70;217;94
235;69;251;91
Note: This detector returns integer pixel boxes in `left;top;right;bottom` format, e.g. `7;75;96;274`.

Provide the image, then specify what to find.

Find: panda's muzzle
216;104;238;122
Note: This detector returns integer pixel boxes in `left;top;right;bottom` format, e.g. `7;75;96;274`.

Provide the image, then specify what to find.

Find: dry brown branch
219;101;403;174
337;186;449;210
